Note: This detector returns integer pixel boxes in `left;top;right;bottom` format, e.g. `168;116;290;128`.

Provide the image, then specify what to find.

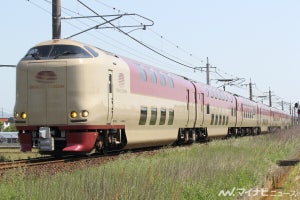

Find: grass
1;129;300;200
0;148;40;161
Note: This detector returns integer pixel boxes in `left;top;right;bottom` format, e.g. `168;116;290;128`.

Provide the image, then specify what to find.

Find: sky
1;0;300;115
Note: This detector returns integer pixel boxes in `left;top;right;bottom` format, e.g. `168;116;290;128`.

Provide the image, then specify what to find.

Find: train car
195;83;236;138
269;107;291;131
14;39;198;155
233;95;260;136
14;39;292;156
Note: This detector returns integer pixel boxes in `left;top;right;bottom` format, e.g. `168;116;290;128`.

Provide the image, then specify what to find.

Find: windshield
22;45;94;60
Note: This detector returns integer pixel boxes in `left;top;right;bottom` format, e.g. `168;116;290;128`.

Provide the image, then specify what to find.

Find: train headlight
21;112;27;119
81;110;89;117
70;111;78;118
14;112;19;119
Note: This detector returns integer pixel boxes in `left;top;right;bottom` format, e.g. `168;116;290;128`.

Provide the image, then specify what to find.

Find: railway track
0;129;294;178
0;150;149;177
0;147;164;180
0;156;64;170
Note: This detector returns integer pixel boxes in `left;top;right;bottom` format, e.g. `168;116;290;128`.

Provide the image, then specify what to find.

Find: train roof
34;39;88;47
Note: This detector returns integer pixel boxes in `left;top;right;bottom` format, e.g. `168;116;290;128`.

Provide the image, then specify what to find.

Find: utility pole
268;88;272;107
52;0;61;39
193;57;216;86
206;57;210;85
249;79;253;101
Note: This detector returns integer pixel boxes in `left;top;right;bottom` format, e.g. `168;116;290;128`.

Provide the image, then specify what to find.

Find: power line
0;65;16;68
93;0;205;66
24;0;291;104
77;0;201;70
38;0;201;72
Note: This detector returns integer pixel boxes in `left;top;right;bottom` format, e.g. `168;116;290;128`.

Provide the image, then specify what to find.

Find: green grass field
0;148;39;162
1;129;300;200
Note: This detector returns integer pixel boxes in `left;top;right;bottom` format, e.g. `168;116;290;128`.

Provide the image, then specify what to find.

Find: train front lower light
81;110;89;117
70;111;78;118
70;110;89;119
20;112;27;119
14;112;19;119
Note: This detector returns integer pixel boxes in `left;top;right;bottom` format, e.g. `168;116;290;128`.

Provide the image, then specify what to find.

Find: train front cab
14;39;129;156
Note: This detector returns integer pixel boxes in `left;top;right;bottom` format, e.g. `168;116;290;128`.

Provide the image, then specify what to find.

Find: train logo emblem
35;71;57;83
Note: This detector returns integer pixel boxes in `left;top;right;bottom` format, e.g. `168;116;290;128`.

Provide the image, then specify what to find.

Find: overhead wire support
193;57;216;85
66;15;123;39
63;12;154;38
0;65;16;68
77;0;200;71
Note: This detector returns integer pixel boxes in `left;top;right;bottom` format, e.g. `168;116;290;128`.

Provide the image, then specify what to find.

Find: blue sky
1;0;300;114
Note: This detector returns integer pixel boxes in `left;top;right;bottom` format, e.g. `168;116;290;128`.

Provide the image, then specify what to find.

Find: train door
257;106;260;126
241;104;244;126
185;88;196;127
234;96;242;127
197;93;205;126
185;89;190;126
107;70;114;123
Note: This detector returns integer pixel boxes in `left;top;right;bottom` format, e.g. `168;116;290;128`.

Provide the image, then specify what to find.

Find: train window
23;45;94;60
158;72;166;86
139;106;147;125
210;114;214;125
135;64;147;81
219;115;222;125
150;107;157;125
168;109;174;125
108;74;112;93
215;115;219;125
222;115;226;125
49;45;92;59
149;70;157;84
207;104;210;114
226;116;229;125
167;75;174;88
23;45;52;60
84;46;99;57
159;108;166;125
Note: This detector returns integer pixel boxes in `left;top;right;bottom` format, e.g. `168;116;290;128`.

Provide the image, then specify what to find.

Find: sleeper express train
14;39;291;156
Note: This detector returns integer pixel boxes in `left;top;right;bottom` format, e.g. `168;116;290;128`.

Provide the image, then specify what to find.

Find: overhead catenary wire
27;0;173;68
93;0;206;66
24;0;290;106
39;0;201;71
77;0;201;70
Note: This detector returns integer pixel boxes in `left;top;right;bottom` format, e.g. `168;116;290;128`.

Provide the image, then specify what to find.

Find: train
14;39;292;156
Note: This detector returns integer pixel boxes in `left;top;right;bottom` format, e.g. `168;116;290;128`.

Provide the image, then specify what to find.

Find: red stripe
17;125;125;131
